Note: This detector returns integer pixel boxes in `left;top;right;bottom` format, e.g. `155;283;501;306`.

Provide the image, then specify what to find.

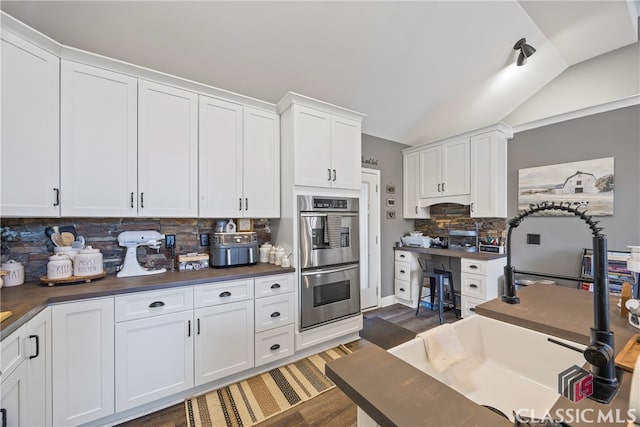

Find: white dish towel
418;323;467;373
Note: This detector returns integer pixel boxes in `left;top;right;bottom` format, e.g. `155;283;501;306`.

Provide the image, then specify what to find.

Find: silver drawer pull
149;301;165;308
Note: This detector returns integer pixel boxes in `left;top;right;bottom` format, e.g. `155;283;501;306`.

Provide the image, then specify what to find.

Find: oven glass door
299;213;359;268
300;263;360;330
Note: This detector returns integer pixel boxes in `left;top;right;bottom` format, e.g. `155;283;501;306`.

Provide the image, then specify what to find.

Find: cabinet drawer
394;261;411;282
255;324;295;367
394;279;412;301
460;273;488;299
394;250;413;262
461;258;487;275
255;273;294;298
255;293;294;333
194;279;254;308
0;324;27;382
115;287;194;322
461;296;485;318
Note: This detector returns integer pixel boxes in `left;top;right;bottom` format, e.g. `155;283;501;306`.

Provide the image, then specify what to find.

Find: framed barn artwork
518;157;614;216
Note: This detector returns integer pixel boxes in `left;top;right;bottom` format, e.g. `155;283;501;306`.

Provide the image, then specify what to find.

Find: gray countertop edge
1;265;295;340
393;246;507;260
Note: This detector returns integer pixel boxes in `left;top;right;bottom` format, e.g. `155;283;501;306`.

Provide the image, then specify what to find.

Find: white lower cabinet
115;310;194;411
195;300;254;387
52;298;114;426
255;325;295;367
460;257;506;318
0;308;51;427
394;250;421;307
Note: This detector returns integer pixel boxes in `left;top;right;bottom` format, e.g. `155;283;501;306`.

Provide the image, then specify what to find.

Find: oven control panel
313;198;349;209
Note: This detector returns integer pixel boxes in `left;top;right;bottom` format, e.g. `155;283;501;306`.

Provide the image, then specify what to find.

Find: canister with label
47;254;73;279
1;260;24;286
73;246;104;277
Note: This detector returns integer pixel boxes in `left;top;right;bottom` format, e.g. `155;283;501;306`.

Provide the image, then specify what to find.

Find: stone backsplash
414;204;507;245
1;217;272;283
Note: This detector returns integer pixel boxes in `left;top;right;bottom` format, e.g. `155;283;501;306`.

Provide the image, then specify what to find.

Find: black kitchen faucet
502;202;622;404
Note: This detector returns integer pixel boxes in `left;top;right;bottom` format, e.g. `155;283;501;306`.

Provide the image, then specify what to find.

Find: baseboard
380;295;396;307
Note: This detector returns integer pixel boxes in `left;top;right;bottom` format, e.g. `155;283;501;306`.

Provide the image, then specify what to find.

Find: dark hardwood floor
117;303;454;427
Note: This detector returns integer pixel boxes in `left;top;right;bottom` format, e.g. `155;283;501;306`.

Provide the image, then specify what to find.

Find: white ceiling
2;1;638;146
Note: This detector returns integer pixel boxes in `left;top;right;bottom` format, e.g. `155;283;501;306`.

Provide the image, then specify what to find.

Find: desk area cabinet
460;257;506;318
394;250;421;307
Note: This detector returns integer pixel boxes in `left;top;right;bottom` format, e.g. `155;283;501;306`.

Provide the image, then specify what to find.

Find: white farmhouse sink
389;315;587;422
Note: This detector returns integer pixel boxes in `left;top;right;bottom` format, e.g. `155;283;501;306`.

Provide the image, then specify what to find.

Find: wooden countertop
327;284;639;426
0;263;294;340
394;246;507;261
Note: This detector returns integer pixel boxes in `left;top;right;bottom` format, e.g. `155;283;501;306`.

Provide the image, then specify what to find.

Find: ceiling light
514;38;536;66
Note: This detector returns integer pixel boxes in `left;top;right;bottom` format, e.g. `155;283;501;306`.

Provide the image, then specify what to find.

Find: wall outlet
199;233;209;246
527;233;541;245
166;234;176;248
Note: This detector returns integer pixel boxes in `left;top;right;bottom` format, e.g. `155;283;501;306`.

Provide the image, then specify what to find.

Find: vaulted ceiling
2;1;638;145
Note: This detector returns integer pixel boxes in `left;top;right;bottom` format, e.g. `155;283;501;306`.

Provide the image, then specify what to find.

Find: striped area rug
185;345;351;427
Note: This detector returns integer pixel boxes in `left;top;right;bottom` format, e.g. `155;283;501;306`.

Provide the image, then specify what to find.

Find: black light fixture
514;38;536;66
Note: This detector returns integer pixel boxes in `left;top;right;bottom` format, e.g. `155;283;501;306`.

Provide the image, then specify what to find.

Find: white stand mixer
117;231;167;278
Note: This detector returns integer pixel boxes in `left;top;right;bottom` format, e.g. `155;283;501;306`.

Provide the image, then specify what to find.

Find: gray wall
362;134;413;298
508;105;640;286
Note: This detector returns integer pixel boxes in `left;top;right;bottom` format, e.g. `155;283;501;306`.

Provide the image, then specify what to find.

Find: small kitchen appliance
209;232;258;267
117;231;167;278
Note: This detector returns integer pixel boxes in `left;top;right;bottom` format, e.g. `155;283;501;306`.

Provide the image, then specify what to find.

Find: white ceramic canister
47;253;72;279
269;245;277;264
274;247;286;266
1;260;24;287
259;243;272;263
54;246;79;261
73;246;103;277
281;253;291;268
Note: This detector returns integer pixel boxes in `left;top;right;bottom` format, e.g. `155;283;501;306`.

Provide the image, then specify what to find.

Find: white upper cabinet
199;96;280;218
402;152;429;219
243;107;280;218
419;137;469;200
292;105;333;188
279;93;365;191
470;130;508;218
61;60;138;217
330;115;362;190
138;80;198;217
1;32;60;217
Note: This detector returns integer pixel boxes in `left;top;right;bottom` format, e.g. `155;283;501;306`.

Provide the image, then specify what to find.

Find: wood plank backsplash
1;218;272;283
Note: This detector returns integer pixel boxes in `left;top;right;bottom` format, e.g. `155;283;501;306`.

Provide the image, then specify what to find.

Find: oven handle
300;213;358;217
301;264;359;276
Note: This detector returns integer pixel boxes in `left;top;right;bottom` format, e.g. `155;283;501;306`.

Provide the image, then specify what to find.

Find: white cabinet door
403;152;429;218
115;310;194;412
25;308;52;427
470;131;507;218
0;361;28;427
61;60;137;217
330;116;361;190
52;298;114;426
293;105;332;188
1;32;60;217
243;107;280;218
194;300;254;386
199;96;243;217
419;145;442;198
138;80;198;217
441;138;470;197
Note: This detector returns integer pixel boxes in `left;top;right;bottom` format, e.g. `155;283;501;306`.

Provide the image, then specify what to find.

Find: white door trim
361;168;381;311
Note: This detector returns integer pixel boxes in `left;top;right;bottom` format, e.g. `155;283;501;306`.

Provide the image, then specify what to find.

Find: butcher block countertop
327;284;638;427
0;263;294;340
394;245;507;261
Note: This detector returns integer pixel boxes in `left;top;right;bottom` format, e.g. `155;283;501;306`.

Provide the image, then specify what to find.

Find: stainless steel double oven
298;195;360;330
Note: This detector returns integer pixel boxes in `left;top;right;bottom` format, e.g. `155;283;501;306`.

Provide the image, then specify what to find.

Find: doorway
360;168;381;311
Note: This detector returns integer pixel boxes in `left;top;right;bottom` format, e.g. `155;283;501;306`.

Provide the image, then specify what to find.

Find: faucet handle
584;341;614;367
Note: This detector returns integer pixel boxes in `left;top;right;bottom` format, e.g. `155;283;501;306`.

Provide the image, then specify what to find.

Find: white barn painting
518;157;614;216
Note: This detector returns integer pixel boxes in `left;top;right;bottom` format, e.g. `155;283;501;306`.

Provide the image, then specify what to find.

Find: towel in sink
418;323;467;373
